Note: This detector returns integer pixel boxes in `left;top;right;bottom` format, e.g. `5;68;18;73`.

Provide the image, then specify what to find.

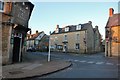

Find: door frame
12;33;22;62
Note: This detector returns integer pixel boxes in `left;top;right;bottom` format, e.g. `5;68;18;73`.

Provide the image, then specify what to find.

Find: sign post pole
48;31;51;62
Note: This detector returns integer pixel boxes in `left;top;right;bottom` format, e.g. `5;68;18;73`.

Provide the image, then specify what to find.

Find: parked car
27;47;36;52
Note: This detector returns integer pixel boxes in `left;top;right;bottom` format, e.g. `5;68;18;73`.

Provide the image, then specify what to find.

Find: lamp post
48;31;51;62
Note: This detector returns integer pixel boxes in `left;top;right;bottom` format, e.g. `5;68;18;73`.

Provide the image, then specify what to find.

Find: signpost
48;31;51;62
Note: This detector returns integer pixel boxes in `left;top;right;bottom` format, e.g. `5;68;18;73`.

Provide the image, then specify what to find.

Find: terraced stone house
50;21;102;54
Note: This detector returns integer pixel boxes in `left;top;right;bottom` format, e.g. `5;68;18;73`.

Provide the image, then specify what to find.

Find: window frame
75;43;80;50
65;27;69;32
0;1;4;12
76;25;81;30
64;35;67;41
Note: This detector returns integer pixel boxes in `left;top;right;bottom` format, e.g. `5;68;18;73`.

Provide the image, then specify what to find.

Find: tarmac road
23;52;119;79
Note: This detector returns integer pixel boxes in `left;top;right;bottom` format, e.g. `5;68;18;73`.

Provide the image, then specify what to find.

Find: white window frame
65;27;69;32
0;0;4;12
35;40;39;45
75;43;80;50
76;25;81;30
55;28;59;33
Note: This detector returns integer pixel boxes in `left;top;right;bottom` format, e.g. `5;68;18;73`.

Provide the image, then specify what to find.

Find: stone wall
111;26;120;56
2;25;12;64
86;24;94;53
50;30;86;54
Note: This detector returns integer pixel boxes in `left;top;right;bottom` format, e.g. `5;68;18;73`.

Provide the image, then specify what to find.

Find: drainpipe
109;27;112;57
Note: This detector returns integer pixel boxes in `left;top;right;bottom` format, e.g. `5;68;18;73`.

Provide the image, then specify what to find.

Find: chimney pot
88;21;92;25
109;8;114;17
36;30;38;34
95;25;98;29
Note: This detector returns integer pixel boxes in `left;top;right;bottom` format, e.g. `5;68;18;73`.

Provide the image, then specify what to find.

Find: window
55;29;58;33
65;27;69;32
75;43;80;50
39;36;41;38
0;1;4;11
35;40;39;45
76;25;81;30
76;34;80;41
64;35;67;41
57;45;63;50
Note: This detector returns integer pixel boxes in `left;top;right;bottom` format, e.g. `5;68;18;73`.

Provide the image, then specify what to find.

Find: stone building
38;34;49;52
50;21;101;54
105;8;120;57
26;31;49;51
1;1;34;65
93;26;102;52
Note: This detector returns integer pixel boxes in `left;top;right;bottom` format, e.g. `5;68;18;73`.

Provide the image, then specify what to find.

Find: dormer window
76;24;81;30
0;1;4;12
55;25;59;33
55;28;59;33
65;27;69;32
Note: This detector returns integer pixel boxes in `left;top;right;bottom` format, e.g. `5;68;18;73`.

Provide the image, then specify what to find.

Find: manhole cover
9;71;23;75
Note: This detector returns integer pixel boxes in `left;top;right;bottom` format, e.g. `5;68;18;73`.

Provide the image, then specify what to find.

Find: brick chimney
109;8;114;17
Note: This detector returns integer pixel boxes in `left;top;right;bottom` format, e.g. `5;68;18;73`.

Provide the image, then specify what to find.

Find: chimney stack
109;8;114;17
88;21;92;25
95;25;98;30
36;30;38;34
56;25;59;29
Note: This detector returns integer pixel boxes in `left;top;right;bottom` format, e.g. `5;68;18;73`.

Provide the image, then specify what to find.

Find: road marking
55;58;61;59
67;59;73;61
79;60;86;63
117;64;120;66
96;62;104;64
74;60;79;62
106;63;114;65
87;61;94;64
67;67;72;70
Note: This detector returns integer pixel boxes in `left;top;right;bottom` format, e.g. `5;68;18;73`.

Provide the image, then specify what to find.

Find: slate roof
106;13;120;28
51;23;91;34
27;31;43;40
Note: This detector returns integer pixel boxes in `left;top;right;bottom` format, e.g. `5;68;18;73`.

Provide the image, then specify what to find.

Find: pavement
2;60;72;80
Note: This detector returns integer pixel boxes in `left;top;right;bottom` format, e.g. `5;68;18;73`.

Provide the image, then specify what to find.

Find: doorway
63;44;67;53
12;37;21;63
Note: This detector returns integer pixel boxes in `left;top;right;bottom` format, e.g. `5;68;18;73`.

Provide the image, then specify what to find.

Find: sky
28;2;118;39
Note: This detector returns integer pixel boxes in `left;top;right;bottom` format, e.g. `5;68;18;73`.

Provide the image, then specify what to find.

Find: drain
9;71;23;75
